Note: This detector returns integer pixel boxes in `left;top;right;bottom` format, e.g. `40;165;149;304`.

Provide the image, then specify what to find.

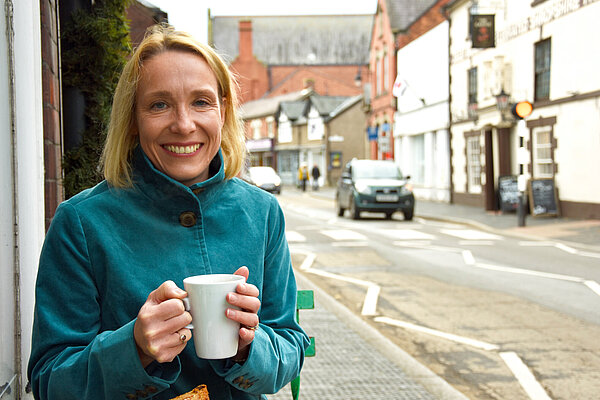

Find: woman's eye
150;101;167;110
193;99;209;107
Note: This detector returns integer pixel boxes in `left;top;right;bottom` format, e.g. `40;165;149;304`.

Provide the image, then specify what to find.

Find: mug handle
182;297;194;330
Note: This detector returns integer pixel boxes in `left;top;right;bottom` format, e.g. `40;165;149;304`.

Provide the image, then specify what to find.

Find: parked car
247;166;282;194
335;159;414;220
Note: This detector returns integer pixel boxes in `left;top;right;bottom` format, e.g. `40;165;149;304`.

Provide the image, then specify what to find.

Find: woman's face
134;50;225;186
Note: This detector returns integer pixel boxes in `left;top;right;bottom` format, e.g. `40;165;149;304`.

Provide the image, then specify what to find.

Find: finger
233;266;249;282
226;308;259;328
235;282;260;298
151;298;187;321
227;292;261;314
238;326;256;347
172;328;192;347
150;281;187;304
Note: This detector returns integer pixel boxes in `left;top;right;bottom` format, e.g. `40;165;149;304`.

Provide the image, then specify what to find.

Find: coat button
179;211;197;227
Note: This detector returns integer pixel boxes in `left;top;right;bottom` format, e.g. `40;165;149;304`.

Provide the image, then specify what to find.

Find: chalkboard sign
528;178;559;217
498;175;519;212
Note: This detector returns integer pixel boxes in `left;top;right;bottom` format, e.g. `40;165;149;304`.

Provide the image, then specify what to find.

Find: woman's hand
227;266;261;362
133;281;192;367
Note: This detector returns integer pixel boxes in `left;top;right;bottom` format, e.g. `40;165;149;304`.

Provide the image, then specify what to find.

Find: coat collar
131;145;225;203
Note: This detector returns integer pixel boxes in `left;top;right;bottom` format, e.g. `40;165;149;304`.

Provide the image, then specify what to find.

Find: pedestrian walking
28;24;309;400
298;164;309;191
311;164;321;191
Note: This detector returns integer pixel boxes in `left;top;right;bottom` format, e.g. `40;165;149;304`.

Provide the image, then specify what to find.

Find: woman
28;25;309;399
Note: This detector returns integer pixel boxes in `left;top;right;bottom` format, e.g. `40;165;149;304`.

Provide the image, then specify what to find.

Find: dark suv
335;159;415;220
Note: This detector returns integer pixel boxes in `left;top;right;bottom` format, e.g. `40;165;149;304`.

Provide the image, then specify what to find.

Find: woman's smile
162;143;202;155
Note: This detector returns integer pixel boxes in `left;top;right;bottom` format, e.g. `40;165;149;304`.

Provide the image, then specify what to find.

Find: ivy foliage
61;0;132;198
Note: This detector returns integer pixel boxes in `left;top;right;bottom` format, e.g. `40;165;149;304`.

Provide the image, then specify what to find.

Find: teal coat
28;148;309;399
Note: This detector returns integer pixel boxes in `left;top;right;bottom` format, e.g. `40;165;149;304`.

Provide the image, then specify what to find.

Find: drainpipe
5;0;22;395
444;4;454;204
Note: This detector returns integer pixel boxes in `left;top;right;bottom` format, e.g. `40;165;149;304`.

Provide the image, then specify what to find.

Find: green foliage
61;0;132;198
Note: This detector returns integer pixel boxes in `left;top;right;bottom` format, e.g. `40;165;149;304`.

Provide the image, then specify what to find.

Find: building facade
367;0;440;161
394;0;453;203
447;0;600;218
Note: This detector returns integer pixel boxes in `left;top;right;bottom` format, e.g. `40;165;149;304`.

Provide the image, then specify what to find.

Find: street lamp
495;88;510;119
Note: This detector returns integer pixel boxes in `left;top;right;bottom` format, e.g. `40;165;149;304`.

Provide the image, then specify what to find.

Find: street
276;189;600;400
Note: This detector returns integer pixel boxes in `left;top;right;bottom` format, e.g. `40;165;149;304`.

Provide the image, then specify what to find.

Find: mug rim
183;274;245;285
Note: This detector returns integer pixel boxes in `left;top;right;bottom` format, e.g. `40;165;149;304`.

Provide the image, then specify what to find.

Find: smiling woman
27;25;309;400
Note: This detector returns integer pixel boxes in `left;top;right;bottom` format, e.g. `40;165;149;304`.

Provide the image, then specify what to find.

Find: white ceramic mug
182;274;245;359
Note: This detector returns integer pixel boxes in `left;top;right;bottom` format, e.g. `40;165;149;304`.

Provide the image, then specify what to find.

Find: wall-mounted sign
330;152;342;169
367;126;378;141
471;14;495;48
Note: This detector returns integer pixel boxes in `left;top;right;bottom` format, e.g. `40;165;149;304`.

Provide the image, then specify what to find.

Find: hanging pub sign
471;14;495;48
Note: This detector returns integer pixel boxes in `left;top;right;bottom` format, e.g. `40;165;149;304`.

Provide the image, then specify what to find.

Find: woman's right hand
133;281;192;367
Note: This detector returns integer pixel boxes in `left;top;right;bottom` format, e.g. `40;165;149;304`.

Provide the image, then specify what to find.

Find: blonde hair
101;24;246;187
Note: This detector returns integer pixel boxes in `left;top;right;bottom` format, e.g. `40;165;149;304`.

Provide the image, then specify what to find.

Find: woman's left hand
226;266;261;361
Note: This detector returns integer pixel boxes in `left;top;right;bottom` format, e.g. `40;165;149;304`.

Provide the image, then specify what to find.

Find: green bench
290;290;316;400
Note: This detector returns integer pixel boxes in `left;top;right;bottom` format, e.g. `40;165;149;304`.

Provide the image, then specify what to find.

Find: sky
147;0;377;44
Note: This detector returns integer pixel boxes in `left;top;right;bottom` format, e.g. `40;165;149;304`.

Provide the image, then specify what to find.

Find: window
532;128;553;178
251;119;262;140
376;56;382;95
535;39;551;101
383;50;389;92
466;134;481;192
468;67;478;105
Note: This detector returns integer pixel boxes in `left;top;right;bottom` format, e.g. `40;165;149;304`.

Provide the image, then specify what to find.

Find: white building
394;20;451;203
447;0;600;218
1;0;45;398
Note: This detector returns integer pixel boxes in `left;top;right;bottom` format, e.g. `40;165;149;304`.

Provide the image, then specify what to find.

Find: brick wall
40;0;62;231
395;0;452;49
267;65;367;98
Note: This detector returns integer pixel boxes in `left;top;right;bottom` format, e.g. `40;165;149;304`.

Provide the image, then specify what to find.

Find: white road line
458;240;495;246
286;230;306;242
374;317;499;351
499;352;552;400
518;241;557;247
331;241;369;247
299;252;316;271
440;229;504;241
362;285;380;316
392;240;432;247
554;243;578;254
462;250;476;265
474;262;584;283
321;229;368;241
584;280;600;297
376;229;436;240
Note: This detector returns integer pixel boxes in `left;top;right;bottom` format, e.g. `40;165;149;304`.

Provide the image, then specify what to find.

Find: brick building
367;0;439;160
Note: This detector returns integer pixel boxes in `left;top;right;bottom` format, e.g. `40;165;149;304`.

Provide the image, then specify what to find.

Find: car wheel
336;195;345;216
349;197;360;220
403;209;414;221
385;212;394;220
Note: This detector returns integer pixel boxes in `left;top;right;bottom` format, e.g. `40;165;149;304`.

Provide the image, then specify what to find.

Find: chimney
238;20;253;61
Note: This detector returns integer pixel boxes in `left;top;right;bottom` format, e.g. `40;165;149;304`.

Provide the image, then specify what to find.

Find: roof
211;15;373;65
240;89;311;119
309;96;350;116
385;0;439;32
326;95;363;120
278;101;308;121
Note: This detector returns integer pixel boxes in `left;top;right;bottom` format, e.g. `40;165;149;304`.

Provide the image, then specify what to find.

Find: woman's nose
171;107;195;134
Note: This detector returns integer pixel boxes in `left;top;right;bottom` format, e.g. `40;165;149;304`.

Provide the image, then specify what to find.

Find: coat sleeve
209;198;310;395
27;203;180;400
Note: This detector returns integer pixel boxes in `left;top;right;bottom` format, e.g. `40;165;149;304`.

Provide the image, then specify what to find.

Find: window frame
534;38;551;101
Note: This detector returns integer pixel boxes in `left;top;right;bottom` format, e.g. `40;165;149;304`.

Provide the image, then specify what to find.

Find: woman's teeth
163;144;200;154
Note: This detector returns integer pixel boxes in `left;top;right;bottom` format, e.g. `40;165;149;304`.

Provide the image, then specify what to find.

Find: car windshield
352;162;402;180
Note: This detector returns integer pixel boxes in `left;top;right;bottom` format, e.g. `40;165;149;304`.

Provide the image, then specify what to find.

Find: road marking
474;262;584;283
286;230;306;242
519;241;600;259
321;229;368;241
291;249;381;316
462;250;476;265
458;240;495;246
440;229;504;241
376;229;436;240
499;352;552;400
393;240;432;247
584;280;600;297
331;241;369;247
374;316;499;351
554;243;578;254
